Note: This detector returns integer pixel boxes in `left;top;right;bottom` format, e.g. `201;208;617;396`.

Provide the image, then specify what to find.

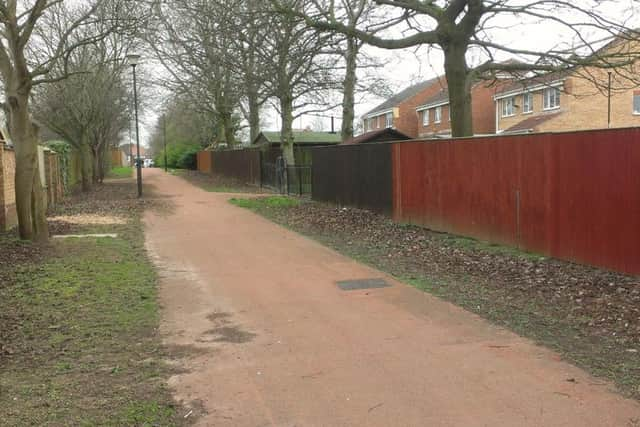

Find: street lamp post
163;113;168;172
127;53;143;198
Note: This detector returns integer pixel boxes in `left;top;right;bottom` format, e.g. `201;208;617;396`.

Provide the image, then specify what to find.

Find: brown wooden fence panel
393;128;640;275
312;144;392;214
211;149;261;185
197;151;213;173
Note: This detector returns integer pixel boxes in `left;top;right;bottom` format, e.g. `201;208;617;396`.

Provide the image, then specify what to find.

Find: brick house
494;38;640;133
361;77;446;138
416;82;500;138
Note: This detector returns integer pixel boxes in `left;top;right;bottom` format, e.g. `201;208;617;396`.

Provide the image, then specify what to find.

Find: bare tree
148;0;243;147
0;0;135;241
278;0;640;138
257;0;341;165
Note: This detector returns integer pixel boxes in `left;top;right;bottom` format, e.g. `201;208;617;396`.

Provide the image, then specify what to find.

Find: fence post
259;150;263;189
298;166;302;196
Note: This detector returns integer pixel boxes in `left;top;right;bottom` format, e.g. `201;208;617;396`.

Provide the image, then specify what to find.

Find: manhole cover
336;278;390;291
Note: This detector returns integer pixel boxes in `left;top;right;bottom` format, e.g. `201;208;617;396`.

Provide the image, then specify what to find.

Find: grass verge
107;166;133;179
0;180;185;426
230;196;640;401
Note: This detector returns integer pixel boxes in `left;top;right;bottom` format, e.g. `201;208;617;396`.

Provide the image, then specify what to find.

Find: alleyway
143;168;640;427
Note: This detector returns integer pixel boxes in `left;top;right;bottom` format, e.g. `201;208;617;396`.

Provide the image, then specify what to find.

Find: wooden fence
311;144;393;214
209;149;261;186
197;151;213;174
392;128;640;275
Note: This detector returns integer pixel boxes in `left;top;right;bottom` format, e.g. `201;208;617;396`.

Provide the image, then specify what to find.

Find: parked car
143;158;154;168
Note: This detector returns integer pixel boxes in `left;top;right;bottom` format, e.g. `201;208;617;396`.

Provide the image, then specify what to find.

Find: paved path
143;169;640;427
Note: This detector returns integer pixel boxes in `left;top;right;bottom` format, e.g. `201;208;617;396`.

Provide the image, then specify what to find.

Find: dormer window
543;87;560;110
501;97;515;117
434;106;442;123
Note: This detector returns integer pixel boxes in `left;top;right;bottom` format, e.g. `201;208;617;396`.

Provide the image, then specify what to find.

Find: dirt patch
239;197;640;399
202;326;256;344
207;312;233;323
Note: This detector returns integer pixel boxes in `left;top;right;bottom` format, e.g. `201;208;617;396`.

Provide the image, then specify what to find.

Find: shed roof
343;128;411;145
255;131;342;146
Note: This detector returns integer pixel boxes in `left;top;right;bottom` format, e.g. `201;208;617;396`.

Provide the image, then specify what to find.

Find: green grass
0;204;183;425
108;166;133;178
440;234;546;261
229;196;299;210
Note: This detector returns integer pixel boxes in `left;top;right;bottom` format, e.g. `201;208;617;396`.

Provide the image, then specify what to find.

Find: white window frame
385;112;393;128
522;93;533;113
543;87;560;110
422;110;429;126
448;107;451;121
633;91;640;115
501;97;516;117
434;106;442;123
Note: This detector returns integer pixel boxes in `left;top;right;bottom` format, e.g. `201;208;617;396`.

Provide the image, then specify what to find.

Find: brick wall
363;78;448;138
395;78;447;137
497;69;640;133
0;143;17;231
417;83;500;137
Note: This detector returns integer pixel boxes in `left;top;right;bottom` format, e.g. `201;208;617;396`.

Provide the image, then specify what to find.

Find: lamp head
126;53;141;67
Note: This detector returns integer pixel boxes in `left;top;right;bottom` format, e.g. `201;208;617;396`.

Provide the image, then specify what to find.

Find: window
522;93;533;113
501;97;515;117
385;112;393;128
422;110;429;126
543;87;560;110
434;106;442;123
448;107;451;121
369;118;376;130
633;91;640;114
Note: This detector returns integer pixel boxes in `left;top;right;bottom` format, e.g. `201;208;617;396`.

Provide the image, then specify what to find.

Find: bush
176;146;200;170
154;144;200;170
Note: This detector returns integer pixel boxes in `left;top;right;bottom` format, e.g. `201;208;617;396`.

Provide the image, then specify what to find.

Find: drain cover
336;278;390;291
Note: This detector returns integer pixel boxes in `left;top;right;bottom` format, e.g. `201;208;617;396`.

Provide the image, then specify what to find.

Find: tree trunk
8;91;49;241
341;37;358;141
280;96;295;166
443;42;474;137
247;88;261;144
221;110;235;148
92;146;101;184
80;142;92;192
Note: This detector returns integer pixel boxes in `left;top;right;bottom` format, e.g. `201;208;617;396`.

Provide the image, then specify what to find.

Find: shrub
154;144;201;169
176;146;200;170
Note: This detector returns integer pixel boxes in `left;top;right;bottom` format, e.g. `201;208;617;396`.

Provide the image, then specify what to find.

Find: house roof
504;112;562;133
495;70;570;97
417;88;450;110
343;128;412;145
364;77;443;117
254;131;342;146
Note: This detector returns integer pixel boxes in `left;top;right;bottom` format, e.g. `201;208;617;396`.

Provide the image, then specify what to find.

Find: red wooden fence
392;128;640;275
197;151;213;173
